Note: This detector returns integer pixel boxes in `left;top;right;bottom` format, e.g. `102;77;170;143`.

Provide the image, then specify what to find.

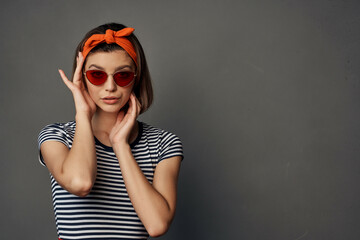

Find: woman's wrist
112;141;132;161
110;139;130;148
75;112;93;122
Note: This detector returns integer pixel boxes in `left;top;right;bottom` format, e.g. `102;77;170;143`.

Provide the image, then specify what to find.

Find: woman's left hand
109;93;141;146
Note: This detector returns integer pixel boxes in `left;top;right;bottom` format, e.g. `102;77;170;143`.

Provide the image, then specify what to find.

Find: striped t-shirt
38;120;183;240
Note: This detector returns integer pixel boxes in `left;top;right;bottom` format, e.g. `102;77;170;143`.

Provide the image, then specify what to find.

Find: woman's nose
105;75;117;91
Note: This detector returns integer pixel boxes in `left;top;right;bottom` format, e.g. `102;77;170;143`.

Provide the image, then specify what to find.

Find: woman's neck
91;109;139;146
92;110;118;135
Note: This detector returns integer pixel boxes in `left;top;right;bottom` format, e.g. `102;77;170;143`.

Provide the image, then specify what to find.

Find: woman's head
73;23;153;114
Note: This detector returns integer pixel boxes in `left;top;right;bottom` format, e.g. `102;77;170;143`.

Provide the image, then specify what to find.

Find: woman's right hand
58;52;96;120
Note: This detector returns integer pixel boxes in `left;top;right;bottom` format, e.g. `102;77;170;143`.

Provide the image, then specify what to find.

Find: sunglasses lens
86;70;107;85
114;72;135;87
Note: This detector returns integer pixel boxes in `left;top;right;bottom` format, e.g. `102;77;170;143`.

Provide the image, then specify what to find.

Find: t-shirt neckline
94;121;143;151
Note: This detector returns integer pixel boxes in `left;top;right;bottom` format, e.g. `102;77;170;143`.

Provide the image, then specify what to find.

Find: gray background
1;0;359;239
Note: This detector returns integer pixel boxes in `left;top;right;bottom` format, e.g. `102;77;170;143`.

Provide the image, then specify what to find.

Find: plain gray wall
1;0;359;239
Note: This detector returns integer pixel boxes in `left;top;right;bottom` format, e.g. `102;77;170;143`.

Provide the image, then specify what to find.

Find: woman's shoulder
38;120;76;142
40;120;76;132
141;122;182;147
37;120;76;167
141;121;181;140
140;121;184;160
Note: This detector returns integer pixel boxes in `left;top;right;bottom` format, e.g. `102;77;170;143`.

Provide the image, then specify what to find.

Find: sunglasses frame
83;70;137;87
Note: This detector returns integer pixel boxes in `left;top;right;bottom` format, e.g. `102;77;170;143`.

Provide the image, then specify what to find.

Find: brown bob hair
72;23;153;114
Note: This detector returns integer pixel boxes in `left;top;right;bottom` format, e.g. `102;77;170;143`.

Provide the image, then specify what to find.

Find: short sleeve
159;131;184;163
37;123;70;166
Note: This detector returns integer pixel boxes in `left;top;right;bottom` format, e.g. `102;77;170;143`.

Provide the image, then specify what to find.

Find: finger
136;101;141;115
112;110;126;132
74;53;84;77
122;98;133;121
129;94;137;117
123;94;137;116
73;52;85;84
120;99;135;124
58;69;74;91
134;95;142;115
131;94;141;117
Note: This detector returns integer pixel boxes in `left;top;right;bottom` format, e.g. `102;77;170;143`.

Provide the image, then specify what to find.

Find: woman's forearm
61;113;97;196
113;143;174;237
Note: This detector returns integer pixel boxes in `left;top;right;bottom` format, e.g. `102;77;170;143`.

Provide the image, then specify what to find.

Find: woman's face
84;50;136;114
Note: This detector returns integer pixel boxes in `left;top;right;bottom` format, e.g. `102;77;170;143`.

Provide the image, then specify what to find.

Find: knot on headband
104;29;116;44
82;28;137;65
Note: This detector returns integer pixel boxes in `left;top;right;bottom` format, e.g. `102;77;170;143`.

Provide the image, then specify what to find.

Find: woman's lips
102;97;119;104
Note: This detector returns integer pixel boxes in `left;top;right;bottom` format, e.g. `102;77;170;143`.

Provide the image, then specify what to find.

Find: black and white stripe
38;121;183;240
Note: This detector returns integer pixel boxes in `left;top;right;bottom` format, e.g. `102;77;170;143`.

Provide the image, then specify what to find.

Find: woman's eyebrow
88;64;104;70
87;64;133;71
115;65;132;71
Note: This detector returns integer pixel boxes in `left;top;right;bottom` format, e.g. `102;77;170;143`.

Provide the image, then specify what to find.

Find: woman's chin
97;104;124;114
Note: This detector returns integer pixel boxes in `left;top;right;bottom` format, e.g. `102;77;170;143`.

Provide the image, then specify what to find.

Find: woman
38;23;183;240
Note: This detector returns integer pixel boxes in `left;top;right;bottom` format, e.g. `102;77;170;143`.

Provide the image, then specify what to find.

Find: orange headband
82;28;137;65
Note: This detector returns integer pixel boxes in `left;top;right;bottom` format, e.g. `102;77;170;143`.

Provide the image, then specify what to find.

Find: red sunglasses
84;70;136;87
